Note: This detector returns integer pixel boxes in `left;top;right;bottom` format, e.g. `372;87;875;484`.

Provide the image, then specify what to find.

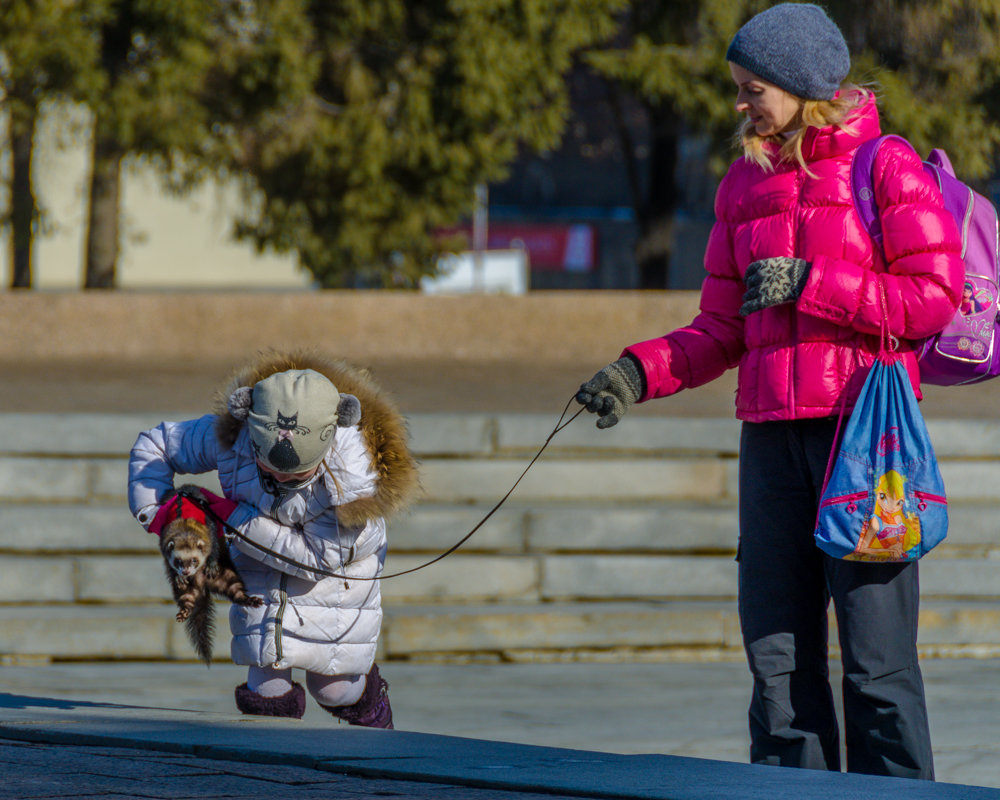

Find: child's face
256;459;320;486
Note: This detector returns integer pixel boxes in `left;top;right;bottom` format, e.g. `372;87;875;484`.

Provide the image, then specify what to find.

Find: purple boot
321;663;393;729
234;681;306;719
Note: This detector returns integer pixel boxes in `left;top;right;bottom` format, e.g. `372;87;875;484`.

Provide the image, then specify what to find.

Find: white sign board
421;249;529;295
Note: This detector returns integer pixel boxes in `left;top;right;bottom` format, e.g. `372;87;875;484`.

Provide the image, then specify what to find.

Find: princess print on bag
960;280;991;317
849;470;922;561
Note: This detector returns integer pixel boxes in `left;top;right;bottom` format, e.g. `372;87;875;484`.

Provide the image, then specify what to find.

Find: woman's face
729;63;802;137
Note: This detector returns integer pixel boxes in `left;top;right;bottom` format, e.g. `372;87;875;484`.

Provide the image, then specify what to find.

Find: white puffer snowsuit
128;351;419;676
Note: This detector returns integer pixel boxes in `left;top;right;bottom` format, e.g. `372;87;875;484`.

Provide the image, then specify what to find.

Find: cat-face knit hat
725;3;850;100
228;368;361;474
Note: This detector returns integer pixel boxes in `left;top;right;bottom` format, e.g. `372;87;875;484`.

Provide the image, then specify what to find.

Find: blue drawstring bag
814;323;948;562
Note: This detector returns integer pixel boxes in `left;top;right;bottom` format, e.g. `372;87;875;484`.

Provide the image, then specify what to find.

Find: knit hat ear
228;386;254;421
337;394;361;427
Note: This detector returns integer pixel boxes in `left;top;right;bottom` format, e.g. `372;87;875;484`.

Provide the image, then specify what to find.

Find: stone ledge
418;457;730;502
2;600;999;662
4;412;1000;458
382;601;742;658
0;413;169;455
540;555;738;600
382;555;540;603
5;549;1000;606
6;501;1000;555
495;414;743;455
0;606;173;659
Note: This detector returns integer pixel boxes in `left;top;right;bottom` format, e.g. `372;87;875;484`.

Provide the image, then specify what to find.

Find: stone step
0;554;994;605
6;439;1000;505
6;413;1000;460
2;600;998;664
2;503;998;607
4;501;1000;555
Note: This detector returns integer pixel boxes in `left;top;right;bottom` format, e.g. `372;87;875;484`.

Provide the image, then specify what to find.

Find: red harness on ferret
149;492;228;541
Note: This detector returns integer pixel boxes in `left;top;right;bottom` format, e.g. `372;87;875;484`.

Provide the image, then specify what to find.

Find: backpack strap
850;133;916;247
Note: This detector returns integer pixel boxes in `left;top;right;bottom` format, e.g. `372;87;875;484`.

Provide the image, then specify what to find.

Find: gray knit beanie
237;369;359;474
726;3;850;100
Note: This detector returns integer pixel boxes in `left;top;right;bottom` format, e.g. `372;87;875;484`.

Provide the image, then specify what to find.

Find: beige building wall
0;104;311;290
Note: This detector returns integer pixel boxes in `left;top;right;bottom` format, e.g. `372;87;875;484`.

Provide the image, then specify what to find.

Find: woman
576;3;963;779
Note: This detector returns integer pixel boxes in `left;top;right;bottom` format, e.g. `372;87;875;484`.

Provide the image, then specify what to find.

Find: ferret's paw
247;595;264;608
176;609;191;621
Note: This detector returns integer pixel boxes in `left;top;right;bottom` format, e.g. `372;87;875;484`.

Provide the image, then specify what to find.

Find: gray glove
576;357;644;429
740;257;811;316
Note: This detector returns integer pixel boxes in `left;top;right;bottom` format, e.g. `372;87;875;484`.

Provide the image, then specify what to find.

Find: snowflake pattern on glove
740;257;811;316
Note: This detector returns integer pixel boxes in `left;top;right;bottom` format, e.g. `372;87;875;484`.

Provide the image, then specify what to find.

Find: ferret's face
161;521;212;578
168;542;208;577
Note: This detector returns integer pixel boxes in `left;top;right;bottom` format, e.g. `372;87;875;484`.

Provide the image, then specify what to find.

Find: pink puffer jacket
625;93;963;422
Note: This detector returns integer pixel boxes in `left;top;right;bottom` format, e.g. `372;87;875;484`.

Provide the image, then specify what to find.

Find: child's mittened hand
198;489;238;521
145;489;237;534
208;497;238;521
147;502;174;535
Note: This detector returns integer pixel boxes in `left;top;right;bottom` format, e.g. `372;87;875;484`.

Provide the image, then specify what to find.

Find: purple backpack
851;135;1000;385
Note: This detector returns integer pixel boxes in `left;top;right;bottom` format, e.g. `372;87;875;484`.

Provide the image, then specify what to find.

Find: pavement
2;658;1000;798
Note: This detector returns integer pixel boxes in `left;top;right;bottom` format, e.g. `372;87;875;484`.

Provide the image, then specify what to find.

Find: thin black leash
177;396;586;582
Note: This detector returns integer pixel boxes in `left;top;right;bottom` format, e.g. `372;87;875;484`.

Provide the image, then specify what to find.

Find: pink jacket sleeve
623;209;746;402
797;140;964;339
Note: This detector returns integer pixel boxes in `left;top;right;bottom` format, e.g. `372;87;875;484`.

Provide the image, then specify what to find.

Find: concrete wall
0;290;701;364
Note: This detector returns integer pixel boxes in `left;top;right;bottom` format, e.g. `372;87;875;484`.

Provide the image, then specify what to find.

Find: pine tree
83;0;219;288
584;0;1000;287
831;0;1000;182
0;0;104;288
584;0;765;288
218;0;624;288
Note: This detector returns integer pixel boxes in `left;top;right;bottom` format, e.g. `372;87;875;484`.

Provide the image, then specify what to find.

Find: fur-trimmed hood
213;349;420;528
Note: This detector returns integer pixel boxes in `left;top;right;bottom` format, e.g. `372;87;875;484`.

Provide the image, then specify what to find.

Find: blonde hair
737;84;867;173
876;469;907;502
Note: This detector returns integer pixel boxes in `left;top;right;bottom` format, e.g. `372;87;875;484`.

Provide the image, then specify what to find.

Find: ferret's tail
184;595;215;666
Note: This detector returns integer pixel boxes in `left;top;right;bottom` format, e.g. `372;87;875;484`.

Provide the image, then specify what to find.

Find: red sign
442;223;597;272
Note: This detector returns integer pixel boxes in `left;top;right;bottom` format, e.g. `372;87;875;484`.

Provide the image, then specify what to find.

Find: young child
128;349;419;726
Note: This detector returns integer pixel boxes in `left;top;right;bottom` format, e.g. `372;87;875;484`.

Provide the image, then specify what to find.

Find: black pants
738;419;933;779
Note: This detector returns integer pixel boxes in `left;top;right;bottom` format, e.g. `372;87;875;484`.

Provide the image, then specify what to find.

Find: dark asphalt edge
0;718;638;800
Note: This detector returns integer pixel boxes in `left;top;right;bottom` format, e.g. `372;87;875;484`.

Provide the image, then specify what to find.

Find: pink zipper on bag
913;490;947;511
819;490;868;514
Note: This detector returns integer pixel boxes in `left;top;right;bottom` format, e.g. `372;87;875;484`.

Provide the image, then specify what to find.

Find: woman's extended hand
576;357;644;429
740;257;811;315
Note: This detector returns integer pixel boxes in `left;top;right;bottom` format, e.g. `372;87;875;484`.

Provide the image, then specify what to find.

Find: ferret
159;485;262;664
